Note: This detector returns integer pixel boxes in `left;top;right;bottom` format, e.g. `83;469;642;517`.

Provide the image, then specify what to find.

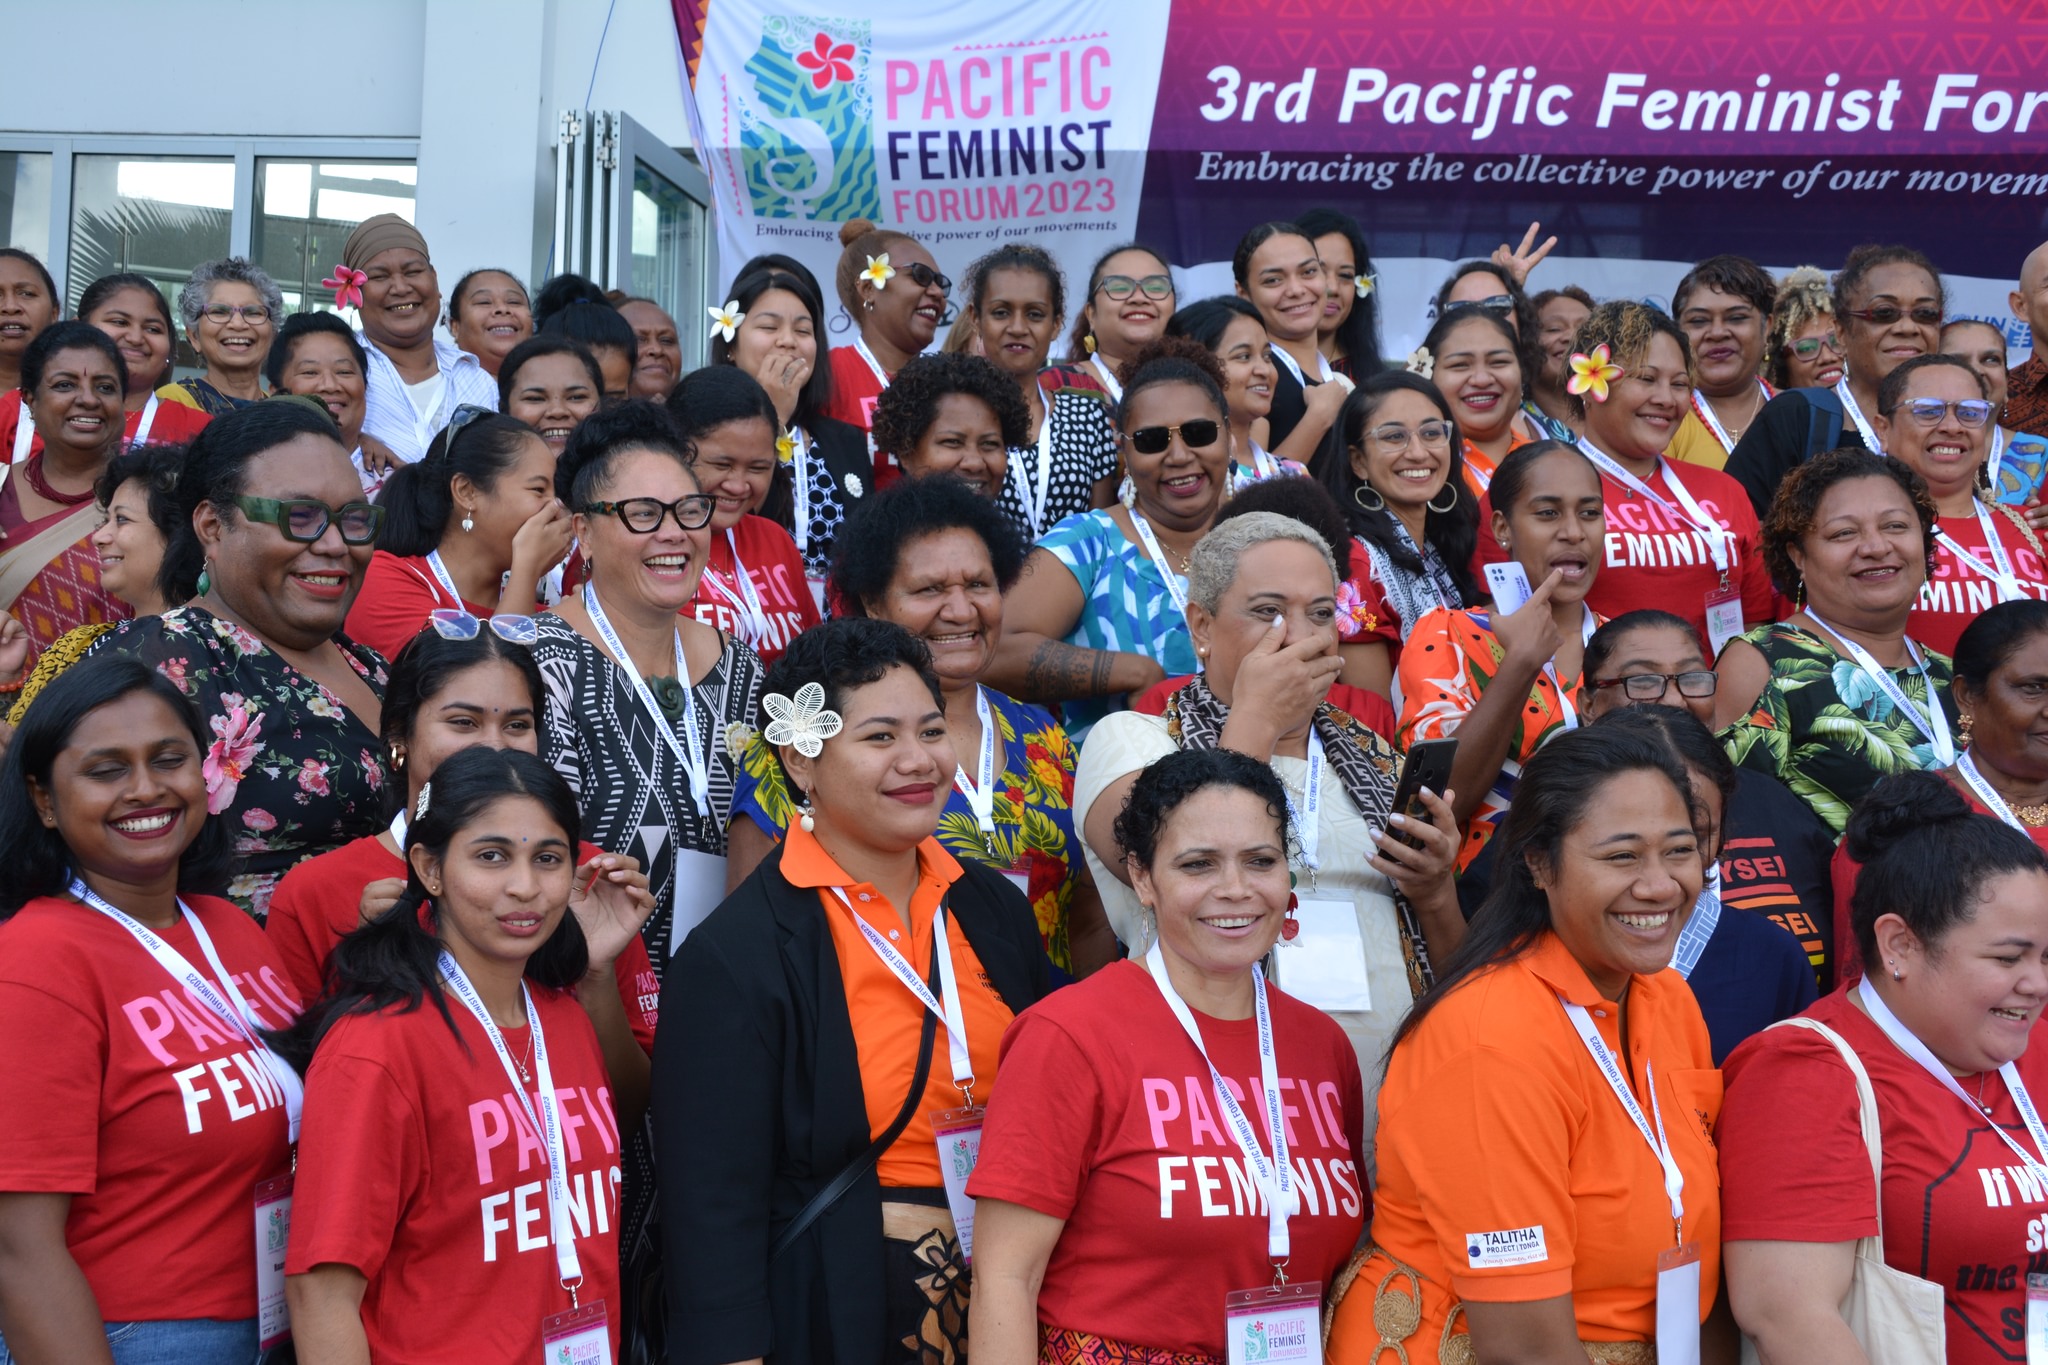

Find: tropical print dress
731;686;1085;971
91;607;390;917
1720;621;1959;834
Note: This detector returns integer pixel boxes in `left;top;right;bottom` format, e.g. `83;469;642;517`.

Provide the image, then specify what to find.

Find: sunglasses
902;262;952;292
429;608;538;645
442;402;495;444
1473;294;1515;315
1097;273;1175;302
235;495;383;545
1892;397;1995;428
1844;304;1942;327
1788;333;1843;359
581;494;716;533
1589;670;1719;701
1125;420;1222;455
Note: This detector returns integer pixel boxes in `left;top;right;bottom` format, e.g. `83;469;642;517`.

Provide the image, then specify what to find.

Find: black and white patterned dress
531;612;764;970
995;377;1119;542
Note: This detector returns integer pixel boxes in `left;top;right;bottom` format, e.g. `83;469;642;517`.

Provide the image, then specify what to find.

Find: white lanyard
1935;499;2025;602
1837;378;1883;452
423;550;464;608
951;686;1000;838
826;885;974;1093
1009;384;1057;538
1687;378;1772;455
1562;997;1685;1228
1991;427;2009;494
786;425;813;556
1280;729;1325;875
706;530;772;646
1803;610;1954;764
70;879;304;1143
1144;942;1296;1260
436;951;582;1288
1250;442;1279;480
129;393;160;450
583;585;710;815
1269;344;1335;389
1670;866;1722;981
1128;508;1188;613
1088;354;1123;404
1578;437;1731;578
1542;606;1599;732
1956;749;2031;833
1858;975;2048;1174
853;337;891;390
386;810;409;847
10;397;31;463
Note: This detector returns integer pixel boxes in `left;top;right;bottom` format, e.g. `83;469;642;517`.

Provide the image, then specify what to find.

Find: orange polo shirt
1328;931;1722;1361
1460;430;1528;497
781;822;1015;1189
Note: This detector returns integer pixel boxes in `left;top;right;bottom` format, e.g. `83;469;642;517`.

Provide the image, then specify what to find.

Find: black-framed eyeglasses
1845;304;1942;327
902;262;952;293
1789;332;1843;359
1368;421;1453;449
1097;273;1175;301
1590;670;1719;701
580;494;716;533
1892;397;1994;428
235;495;383;545
429;608;538;645
1125;420;1221;455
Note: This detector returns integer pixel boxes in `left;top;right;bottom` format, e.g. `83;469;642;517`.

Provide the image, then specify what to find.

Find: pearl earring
1890;961;1903;981
797;791;816;833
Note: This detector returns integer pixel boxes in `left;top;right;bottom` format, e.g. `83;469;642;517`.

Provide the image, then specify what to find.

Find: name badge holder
255;1173;293;1350
1270;732;1371;1013
1129;509;1189;613
2028;1272;2048;1364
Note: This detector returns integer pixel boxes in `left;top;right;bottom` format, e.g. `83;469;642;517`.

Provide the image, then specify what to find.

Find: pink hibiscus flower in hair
1334;580;1380;641
203;710;263;814
795;32;855;90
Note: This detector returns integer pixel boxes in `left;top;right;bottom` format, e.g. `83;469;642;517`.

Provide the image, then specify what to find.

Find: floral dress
91;607;389;917
731;686;1086;971
1721;621;1959;834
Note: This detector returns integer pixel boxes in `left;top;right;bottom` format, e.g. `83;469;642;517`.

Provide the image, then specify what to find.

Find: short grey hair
177;257;285;331
1185;511;1338;613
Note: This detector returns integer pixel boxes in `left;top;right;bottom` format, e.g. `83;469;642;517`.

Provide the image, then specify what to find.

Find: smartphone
1385;738;1458;848
1484;561;1532;615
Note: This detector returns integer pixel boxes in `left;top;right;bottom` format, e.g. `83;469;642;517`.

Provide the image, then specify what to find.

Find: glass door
612;115;715;369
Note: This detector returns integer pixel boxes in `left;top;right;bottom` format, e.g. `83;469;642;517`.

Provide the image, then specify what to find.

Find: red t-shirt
342;550;494;661
824;344;898;487
287;983;623;1363
968;960;1368;1356
1474;458;1774;655
0;894;301;1321
685;515;821;668
1720;988;2048;1365
266;832;659;1050
0;395;210;462
1913;506;2048;656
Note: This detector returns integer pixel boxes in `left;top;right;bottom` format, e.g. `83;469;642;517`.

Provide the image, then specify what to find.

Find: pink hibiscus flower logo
297;758;331;797
203;710;263;814
795;32;855;90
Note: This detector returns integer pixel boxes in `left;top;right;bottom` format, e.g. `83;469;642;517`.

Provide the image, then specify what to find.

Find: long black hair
1293;207;1384;376
377;628;547;817
1325;371;1479;604
374;412;539;556
269;747;589;1074
0;658;238;916
708;266;836;427
1595;704;1736;857
1390;724;1698;1051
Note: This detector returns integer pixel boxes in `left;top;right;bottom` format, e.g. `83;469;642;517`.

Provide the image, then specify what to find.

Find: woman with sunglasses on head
1063;243;1177;404
1726;244;1945;517
1297;206;1386;382
968;244;1120;539
0;659;297;1365
343;410;572;661
1433;259;1568;444
1424;303;1549;497
1166;297;1308;492
92;400;390;918
1236;222;1347;470
533;401;765;962
1871;353;2048;654
280;748;629;1365
157;257;283;418
824;220;949;449
988;341;1232;744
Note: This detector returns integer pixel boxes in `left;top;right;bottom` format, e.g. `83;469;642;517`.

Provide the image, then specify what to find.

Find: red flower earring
1281;892;1300;942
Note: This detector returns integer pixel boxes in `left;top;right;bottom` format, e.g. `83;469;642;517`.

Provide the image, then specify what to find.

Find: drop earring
196;561;213;597
461;511;475;533
797;790;816;833
1281;891;1300;942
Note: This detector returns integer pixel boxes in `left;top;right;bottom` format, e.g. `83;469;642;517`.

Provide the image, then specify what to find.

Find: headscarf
341;214;431;273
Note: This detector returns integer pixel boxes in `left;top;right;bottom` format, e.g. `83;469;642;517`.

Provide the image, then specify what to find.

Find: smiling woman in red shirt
281;747;635;1365
0;659;295;1365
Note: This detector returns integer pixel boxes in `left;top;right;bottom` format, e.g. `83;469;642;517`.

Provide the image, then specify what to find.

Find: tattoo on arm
1024;639;1120;700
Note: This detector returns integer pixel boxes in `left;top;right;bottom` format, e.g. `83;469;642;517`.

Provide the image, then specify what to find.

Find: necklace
1708;386;1765;443
22;455;95;506
2014;801;2048;828
512;1024;534;1084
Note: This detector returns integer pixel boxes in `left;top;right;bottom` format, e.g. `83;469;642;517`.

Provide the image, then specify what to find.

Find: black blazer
654;844;1051;1365
760;414;871;538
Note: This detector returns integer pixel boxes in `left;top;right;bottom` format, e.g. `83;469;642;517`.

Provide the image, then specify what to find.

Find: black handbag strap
771;937;943;1260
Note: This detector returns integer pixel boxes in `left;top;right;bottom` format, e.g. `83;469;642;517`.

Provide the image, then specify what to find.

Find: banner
677;0;2046;361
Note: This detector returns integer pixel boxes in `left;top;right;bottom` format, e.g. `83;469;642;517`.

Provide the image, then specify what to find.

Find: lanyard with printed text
424;550;464;608
1957;749;2032;834
1837;378;1883;452
951;685;1000;846
1858;975;2048;1175
129;393;160;450
71;879;304;1142
827;886;974;1096
1278;728;1325;880
1145;943;1298;1265
854;337;892;390
1089;354;1124;404
1688;378;1773;455
1544;606;1600;732
786;425;813;556
1803;610;1954;764
1934;499;2025;603
1577;436;1732;580
1670;866;1722;981
10;397;30;463
1128;508;1189;613
437;951;583;1292
1010;382;1058;539
1562;997;1684;1237
583;585;710;815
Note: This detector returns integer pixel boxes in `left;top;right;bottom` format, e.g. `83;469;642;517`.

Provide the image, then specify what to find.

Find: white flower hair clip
414;782;432;820
1404;346;1434;380
860;253;896;291
707;299;745;343
1354;273;1376;300
762;682;844;758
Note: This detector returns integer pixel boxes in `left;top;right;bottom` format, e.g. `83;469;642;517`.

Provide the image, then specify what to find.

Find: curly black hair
1759;446;1938;600
869;351;1031;458
828;471;1028;614
1111;747;1295;871
1113;335;1230;427
554;398;693;507
967;242;1065;321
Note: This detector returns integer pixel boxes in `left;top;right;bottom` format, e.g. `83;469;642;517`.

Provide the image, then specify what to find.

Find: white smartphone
1484;561;1533;615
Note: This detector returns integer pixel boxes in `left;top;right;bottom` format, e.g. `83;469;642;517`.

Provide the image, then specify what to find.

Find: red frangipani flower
796;32;854;91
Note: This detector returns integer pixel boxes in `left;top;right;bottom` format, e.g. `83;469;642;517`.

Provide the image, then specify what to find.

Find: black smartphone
1385;738;1458;847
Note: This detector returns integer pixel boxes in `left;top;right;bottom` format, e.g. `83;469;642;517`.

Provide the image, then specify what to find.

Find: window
67;155;235;341
253;160;418;320
0;152;52;262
